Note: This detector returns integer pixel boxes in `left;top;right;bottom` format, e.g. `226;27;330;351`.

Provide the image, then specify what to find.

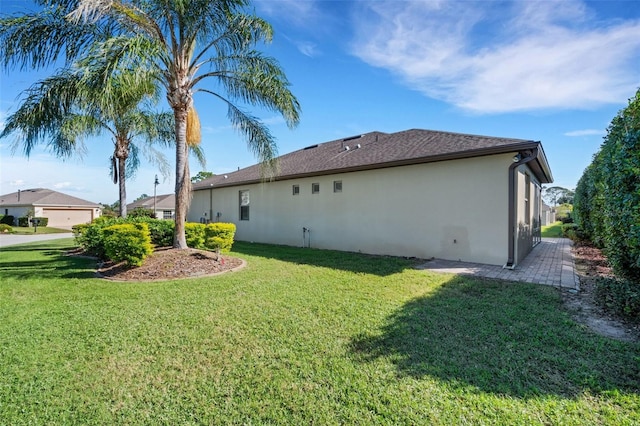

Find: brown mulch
96;247;245;282
566;240;640;342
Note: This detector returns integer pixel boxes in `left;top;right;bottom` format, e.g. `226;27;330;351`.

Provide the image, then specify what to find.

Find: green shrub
34;217;48;227
574;88;640;280
129;216;174;247
0;224;13;233
103;222;153;267
18;217;29;227
185;222;206;249
76;216;119;258
561;223;579;240
595;276;640;321
129;207;155;218
0;215;14;225
76;217;175;257
72;223;89;236
204;222;236;252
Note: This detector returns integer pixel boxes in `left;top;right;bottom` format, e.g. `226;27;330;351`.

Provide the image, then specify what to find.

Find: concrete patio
417;237;579;290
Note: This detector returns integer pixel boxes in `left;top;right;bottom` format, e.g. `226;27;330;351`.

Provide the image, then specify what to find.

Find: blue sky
1;0;639;205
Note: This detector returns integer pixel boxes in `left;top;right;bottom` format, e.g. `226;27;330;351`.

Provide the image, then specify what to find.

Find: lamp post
153;174;159;218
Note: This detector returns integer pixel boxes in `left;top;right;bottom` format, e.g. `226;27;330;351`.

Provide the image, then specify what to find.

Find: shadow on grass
351;276;640;398
0;244;96;280
231;241;415;276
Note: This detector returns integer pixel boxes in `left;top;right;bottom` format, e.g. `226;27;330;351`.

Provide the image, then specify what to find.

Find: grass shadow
0;242;96;280
351;276;640;398
231;241;416;276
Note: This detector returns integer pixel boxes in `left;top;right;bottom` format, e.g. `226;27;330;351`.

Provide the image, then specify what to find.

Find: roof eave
194;142;542;190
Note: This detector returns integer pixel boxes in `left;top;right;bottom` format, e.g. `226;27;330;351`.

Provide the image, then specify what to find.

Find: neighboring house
541;202;556;226
127;194;175;219
189;129;553;268
0;188;102;228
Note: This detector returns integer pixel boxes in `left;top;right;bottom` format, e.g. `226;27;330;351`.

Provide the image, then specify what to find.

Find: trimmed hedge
75;218;235;264
103;222;153;267
0;224;13;233
0;215;14;226
574;88;640;281
75;217;175;258
16;216;48;227
595;277;640;320
205;222;236;253
185;222;236;252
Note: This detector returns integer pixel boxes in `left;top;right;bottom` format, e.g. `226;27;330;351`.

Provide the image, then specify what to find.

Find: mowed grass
1;239;639;424
542;221;564;238
8;226;72;235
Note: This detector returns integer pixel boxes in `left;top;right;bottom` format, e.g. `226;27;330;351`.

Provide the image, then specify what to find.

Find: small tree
191;171;214;183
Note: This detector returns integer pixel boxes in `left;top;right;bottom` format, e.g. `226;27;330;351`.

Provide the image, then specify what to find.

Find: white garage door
43;208;93;227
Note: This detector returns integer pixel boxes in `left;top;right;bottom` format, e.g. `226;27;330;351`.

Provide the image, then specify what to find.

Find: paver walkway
417;237;579;290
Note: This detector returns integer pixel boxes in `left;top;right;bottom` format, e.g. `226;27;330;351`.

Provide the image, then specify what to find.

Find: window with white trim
312;183;320;194
292;184;300;195
333;180;342;193
239;190;250;221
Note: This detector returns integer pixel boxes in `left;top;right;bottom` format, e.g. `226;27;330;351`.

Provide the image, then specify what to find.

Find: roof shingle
0;188;101;207
193;128;553;190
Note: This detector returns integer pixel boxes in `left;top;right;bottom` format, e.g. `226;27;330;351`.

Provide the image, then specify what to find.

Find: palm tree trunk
118;156;127;218
173;106;189;248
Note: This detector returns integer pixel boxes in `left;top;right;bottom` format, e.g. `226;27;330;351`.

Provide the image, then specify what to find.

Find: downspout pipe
505;147;538;269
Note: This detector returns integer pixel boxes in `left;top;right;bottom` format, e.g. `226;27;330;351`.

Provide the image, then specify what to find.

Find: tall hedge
574;89;640;281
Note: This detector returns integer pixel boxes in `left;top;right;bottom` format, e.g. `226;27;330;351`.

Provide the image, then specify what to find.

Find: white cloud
295;40;319;57
256;0;321;28
564;129;606;137
350;0;640;113
53;181;72;189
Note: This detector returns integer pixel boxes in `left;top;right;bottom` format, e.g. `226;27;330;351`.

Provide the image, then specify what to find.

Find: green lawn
542;221;564;238
1;239;639;424
8;226;72;235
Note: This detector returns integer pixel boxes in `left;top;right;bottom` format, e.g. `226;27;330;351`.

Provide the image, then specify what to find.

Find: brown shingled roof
0;188;101;207
193;128;552;190
127;194;175;210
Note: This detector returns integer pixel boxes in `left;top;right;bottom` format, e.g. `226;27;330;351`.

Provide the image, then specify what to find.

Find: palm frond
189;144;207;170
193;52;300;129
0;2;111;70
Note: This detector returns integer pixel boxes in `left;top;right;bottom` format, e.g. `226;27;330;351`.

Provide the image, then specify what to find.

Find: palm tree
0;66;175;218
0;1;206;218
69;0;301;248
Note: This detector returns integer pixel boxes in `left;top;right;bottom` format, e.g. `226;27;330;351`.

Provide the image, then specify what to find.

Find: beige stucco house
0;188;102;228
189;129;553;268
127;194;175;219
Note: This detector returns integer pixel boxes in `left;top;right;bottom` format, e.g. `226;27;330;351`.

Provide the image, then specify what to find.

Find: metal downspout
505;147;538;269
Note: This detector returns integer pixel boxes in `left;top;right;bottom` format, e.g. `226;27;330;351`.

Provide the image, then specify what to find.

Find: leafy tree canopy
191;171;214;183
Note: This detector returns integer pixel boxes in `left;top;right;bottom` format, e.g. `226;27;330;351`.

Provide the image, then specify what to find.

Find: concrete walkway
417;238;579;290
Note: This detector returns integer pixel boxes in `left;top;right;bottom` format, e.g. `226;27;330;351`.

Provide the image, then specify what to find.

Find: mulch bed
96;247;245;281
567;240;639;341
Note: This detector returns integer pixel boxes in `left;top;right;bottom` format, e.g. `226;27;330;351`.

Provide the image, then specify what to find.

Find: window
163;210;173;219
239;190;250;221
333;180;342;193
312;183;320;194
292;184;300;195
524;173;531;225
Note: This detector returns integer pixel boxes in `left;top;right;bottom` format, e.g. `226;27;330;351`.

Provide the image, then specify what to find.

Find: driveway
0;233;74;248
417;238;579;290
